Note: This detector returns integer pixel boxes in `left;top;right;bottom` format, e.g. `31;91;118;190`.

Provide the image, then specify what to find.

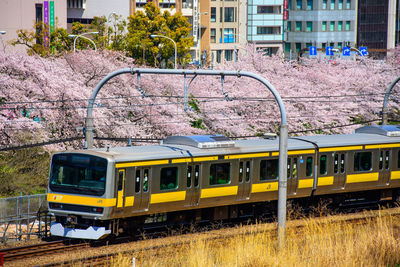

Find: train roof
63;130;400;163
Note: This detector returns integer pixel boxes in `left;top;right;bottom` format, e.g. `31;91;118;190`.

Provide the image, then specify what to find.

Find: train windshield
49;153;107;196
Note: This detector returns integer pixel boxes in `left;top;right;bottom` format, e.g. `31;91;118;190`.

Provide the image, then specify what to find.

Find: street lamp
150;34;177;69
68;32;98;53
0;31;6;53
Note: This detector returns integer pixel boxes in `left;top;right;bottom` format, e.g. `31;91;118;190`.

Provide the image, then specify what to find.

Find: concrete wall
67;0;130;20
0;0;67;52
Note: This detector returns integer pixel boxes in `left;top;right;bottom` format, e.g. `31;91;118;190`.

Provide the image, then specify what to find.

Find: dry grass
108;211;400;267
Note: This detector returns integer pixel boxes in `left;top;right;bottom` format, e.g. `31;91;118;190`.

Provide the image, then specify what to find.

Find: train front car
47;152;114;239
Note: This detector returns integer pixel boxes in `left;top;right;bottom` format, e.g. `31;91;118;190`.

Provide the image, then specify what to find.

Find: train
47;124;400;239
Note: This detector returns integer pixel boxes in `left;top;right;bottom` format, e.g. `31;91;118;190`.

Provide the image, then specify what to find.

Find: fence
0;194;52;243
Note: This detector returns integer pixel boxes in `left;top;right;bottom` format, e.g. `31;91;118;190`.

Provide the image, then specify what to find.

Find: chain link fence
0;194;52;243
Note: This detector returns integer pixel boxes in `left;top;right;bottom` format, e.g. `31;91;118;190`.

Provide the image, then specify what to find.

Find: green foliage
0;147;50;197
190;119;206;129
188;94;201;113
126;3;194;67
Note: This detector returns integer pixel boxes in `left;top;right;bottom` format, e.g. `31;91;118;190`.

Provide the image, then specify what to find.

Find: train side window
194;165;200;187
306;157;313;177
135;170;140;193
340;154;345;173
239;162;243;183
260;159;279;180
354;152;372;172
245;161;250;182
292;158;298;178
320;155;327;175
379;151;383;170
160;167;178;190
210;163;231;185
385;151;390;170
187;165;192;188
334;154;339;174
118;170;124;191
143;169;149;192
287;158;291;178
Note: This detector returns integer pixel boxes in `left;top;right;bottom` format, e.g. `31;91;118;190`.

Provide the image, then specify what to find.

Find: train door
333;152;346;189
236;160;251;201
287;157;298;196
185;164;201;206
116;169;125;209
132;168;150;212
378;149;390;186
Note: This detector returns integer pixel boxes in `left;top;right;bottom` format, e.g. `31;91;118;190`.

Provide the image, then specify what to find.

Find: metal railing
0;194;51;243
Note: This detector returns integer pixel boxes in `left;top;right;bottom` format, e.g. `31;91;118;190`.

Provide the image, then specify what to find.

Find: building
285;0;356;57
0;0;67;52
356;0;399;56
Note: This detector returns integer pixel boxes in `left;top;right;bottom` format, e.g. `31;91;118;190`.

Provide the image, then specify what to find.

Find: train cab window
194;165;200;187
160;167;178;190
260;159;279;180
210;163;231;185
245;162;250;182
143;169;149;192
187;166;192;188
135;170;140;193
379;151;383;170
320;155;327;175
239;162;243;183
354;152;372;172
334;154;339;174
340;154;345;173
306;157;313;177
385;151;390;170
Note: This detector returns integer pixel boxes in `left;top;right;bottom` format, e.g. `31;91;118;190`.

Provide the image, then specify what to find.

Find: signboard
283;0;288;20
326;46;333;56
309;46;317;56
192;0;198;42
44;1;49;47
359;47;368;56
343;47;350;56
50;1;55;34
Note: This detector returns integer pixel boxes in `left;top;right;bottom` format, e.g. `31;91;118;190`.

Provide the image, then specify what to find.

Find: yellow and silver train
48;125;400;239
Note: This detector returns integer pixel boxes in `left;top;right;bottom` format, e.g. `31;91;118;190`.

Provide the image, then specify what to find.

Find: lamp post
68;32;98;53
0;31;6;53
150;34;177;69
198;12;208;68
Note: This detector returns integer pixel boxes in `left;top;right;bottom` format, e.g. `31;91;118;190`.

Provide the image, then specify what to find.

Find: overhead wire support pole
382;75;400;125
85;68;288;247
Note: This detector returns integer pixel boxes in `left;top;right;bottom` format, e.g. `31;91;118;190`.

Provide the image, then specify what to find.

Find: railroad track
41;207;400;267
0;240;90;262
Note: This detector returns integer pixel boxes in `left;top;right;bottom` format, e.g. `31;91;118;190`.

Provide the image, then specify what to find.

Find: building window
289;0;292;9
257;26;281;34
210;28;216;43
210;162;231;184
345;21;350;31
223;28;234;43
257;6;281;14
337;42;342;48
330;42;335;47
322;43;326;49
306;42;312;47
296;0;302;9
322;21;327;31
211;7;216;22
330;0;335;9
216;50;222;63
287;21;292;31
330;21;335;31
224;7;234;22
346;0;350;9
220;7;223;22
285;42;291;53
160;167;178;190
338;21;343;31
354;152;372;172
260;159;279;180
295;43;301;52
306;21;312;32
67;0;85;9
338;0;343;9
296;21;302;31
307;0;313;10
322;0;327;9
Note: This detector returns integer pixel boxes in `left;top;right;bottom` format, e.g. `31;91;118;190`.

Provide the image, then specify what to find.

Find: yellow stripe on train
298;179;314;188
317;176;334;186
116;159;169;168
201;186;238;198
150;191;186;204
251;182;278;193
346;173;379;183
47;193;116;207
391;171;400;180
